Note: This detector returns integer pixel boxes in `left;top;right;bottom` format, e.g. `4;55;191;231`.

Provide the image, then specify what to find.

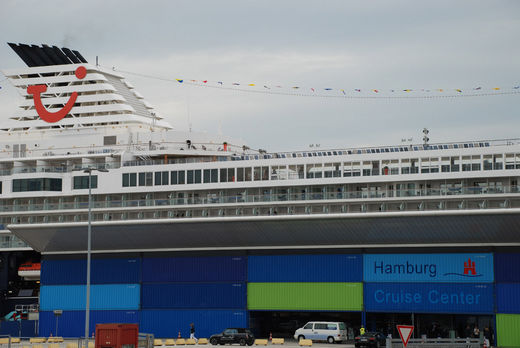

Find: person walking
190;323;197;342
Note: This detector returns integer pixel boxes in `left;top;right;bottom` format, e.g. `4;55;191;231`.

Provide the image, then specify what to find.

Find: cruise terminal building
26;229;520;347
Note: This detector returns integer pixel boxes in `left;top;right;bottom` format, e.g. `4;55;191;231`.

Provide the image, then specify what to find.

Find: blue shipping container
40;284;140;311
142;256;246;282
364;283;494;313
0;320;37;337
495;253;520;282
42;259;86;285
142;283;246;309
91;258;141;284
496;283;520;313
39;310;84;337
140;309;247;338
42;258;141;285
39;310;139;338
248;254;362;282
364;254;494;283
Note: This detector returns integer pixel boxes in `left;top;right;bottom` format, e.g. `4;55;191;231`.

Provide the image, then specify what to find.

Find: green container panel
248;282;363;311
496;314;520;348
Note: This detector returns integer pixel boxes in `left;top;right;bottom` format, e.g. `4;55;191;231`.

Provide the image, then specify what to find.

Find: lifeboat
18;262;41;280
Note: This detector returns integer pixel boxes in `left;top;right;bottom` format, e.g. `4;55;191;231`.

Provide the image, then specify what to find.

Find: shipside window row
122;154;520;187
12;178;62;192
4;176;97;194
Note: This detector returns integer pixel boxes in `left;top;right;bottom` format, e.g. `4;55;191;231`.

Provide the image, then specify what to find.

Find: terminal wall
38;250;520;343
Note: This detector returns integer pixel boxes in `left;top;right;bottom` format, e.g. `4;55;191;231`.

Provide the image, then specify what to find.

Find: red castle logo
27;66;87;123
442;256;482;278
463;257;477;275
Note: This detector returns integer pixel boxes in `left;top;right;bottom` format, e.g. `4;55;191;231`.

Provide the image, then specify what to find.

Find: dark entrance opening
366;312;494;342
249;311;361;341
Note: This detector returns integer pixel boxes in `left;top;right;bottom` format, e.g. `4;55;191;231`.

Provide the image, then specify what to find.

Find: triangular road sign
397;325;414;348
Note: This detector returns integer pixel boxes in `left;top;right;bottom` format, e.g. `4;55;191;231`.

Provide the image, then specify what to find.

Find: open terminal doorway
249;311;361;341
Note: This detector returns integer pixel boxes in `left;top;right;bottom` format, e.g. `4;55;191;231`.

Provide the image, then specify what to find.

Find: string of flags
172;77;520;98
4;66;516;99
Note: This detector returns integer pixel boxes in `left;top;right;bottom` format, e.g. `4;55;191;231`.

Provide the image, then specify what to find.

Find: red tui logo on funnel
27;66;87;123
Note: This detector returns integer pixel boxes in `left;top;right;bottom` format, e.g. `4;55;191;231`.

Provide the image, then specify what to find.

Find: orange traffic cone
269;332;272;341
178;331;182;339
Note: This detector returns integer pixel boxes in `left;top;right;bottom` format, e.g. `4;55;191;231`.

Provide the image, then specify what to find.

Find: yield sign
397;325;414;347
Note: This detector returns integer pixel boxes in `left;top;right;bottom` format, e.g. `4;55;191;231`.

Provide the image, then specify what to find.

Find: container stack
39;256;141;337
139;255;248;338
247;254;363;313
494;253;520;347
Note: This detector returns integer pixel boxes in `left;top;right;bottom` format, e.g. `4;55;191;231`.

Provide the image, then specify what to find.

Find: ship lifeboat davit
18;262;40;280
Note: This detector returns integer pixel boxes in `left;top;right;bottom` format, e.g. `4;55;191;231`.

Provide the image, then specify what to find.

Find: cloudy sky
0;0;518;151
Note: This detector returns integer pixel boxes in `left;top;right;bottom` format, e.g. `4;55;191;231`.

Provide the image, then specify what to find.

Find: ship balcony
0;228;31;250
2;185;520;226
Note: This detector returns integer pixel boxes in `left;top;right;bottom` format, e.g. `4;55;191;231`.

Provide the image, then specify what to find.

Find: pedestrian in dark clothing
190;323;197;342
464;325;472;338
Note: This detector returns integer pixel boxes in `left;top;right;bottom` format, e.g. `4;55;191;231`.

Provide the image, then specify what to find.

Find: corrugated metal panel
89;310;140;327
496;314;520;347
142;256;246;282
247;282;362;311
364;283;493;313
140;309;247;338
91;258;141;284
42;258;141;285
92;284;140;310
39;310;139;338
0;320;37;337
41;259;86;285
364;254;494;283
40;284;140;310
142;283;246;309
495;253;520;282
248;254;362;282
496;283;520;313
40;285;85;310
39;310;84;338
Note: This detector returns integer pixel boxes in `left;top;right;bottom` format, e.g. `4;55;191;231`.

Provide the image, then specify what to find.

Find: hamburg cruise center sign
363;254;494;313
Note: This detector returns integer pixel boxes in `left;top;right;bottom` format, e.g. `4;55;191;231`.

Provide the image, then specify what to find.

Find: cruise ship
0;43;519;346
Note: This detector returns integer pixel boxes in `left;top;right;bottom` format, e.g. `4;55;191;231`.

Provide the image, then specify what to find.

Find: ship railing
2;185;520;213
0;164;121;176
0;234;30;249
122;156;230;167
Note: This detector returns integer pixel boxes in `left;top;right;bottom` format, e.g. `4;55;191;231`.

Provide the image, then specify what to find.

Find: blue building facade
38;251;520;345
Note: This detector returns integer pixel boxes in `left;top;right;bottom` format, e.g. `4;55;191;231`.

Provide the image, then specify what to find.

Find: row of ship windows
0;176;97;193
121;155;518;187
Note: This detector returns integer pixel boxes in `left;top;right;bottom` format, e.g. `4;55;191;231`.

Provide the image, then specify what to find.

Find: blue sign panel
364;254;493;283
365;283;494;313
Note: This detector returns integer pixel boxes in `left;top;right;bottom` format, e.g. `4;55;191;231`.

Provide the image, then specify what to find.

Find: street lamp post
83;167;108;347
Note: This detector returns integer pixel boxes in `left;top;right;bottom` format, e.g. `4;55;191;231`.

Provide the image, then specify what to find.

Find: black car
354;332;386;348
210;328;255;346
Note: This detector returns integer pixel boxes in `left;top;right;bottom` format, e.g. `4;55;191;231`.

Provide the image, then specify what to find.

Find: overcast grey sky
0;0;519;151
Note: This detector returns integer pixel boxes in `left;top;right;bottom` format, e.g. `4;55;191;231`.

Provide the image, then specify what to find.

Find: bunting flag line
110;67;520;99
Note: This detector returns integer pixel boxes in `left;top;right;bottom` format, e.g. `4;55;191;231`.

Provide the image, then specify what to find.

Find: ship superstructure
1;44;520;253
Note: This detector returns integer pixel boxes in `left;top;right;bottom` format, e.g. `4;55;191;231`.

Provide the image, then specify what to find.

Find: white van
294;321;348;343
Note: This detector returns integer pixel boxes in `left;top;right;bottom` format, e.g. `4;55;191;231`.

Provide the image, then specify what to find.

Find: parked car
354;332;386;348
294;321;348;344
210;328;255;346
